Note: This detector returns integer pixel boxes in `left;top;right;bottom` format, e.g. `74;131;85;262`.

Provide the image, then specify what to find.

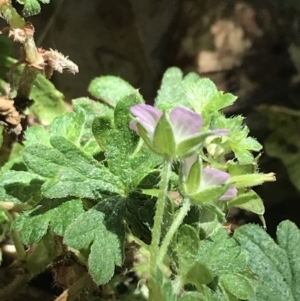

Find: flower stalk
158;198;191;264
149;157;172;275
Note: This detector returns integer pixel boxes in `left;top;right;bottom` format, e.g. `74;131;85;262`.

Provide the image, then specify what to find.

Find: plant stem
54;273;95;301
158;198;191;264
149;157;172;275
17;65;38;98
10;229;26;260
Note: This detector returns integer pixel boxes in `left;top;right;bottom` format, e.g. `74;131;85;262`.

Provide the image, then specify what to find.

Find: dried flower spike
43;49;79;74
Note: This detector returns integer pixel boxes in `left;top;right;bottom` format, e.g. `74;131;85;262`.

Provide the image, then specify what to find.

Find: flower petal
129;120;138;133
219;186;238;201
130;104;163;137
169;107;203;143
201;167;230;188
182;154;198;177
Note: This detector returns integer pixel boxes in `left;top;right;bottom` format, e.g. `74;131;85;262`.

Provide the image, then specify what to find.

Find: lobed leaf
22;138;124;199
234;221;300;301
49;98;106;156
88;76;140;107
0;170;44;203
17;0;50;16
93;93;160;189
155;67;192;111
148;269;176;301
212;114;262;164
198;228;248;274
12;198;84;244
176;224;200;276
183;78;236;119
64;197;126;284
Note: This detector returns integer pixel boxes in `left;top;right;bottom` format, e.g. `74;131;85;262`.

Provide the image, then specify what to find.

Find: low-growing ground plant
0;1;300;301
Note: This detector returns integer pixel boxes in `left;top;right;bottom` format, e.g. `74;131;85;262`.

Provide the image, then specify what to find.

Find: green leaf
176;225;200;276
183;79;236;118
123;193;155;243
234;221;300;301
178;292;206;301
259;105;300;192
24;126;50;147
22;138;124;199
185;261;214;287
198;206;225;238
220;273;255;300
212;115;262;164
12;198;84;244
0;207;9;241
148;269;176;301
198;228;248;275
21;0;41;16
0;170;44;203
88;76;140;107
49;98;105;156
17;0;50;16
64;198;125;284
155;67;192;111
155;68;235;115
277;221;300;298
228;190;265;215
93;94;160;189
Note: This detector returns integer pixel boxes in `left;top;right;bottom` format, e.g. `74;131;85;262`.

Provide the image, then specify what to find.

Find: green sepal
176;132;212;158
185;157;202;195
153;112;176;157
227;173;275;188
190;185;230;205
136;122;154;152
228;190;265;215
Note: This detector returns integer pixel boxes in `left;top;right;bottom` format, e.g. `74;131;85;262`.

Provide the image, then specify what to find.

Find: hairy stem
149;157;172;275
0;2;26;29
158;198;191;264
17;65;38;98
10;229;26;260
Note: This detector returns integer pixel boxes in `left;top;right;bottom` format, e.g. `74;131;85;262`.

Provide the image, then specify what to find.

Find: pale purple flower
201;167;237;200
183;155;237;201
129;104;203;143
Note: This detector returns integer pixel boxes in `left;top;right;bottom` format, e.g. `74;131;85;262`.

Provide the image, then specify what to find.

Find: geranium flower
182;155;237;203
129;104;228;158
